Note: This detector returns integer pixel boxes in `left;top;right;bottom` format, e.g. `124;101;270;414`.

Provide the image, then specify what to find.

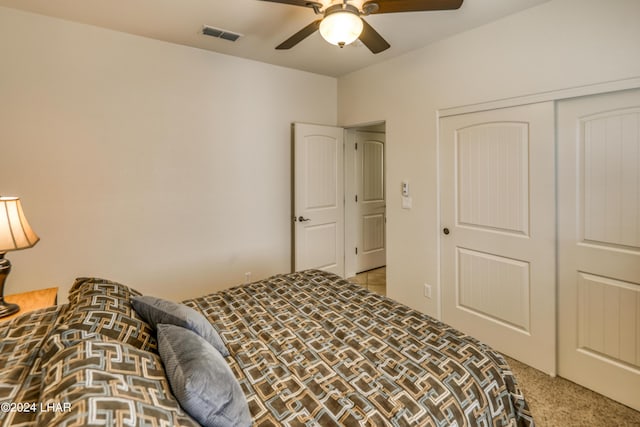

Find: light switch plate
402;196;412;209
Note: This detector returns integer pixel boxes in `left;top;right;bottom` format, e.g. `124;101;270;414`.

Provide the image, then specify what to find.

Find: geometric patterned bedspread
184;269;535;426
0;305;69;427
0;283;197;427
0;269;534;426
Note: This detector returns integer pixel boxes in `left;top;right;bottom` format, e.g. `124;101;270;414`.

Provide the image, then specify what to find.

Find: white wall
0;7;337;301
338;0;640;315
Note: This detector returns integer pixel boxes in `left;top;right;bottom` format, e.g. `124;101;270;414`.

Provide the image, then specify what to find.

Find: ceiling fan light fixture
319;6;363;48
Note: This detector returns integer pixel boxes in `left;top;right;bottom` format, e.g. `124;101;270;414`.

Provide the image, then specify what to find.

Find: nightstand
0;287;58;322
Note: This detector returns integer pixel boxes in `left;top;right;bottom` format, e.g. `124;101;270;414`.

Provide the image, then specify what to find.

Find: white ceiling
0;0;551;77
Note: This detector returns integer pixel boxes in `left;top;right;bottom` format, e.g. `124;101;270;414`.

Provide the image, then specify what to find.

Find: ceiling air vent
202;25;242;42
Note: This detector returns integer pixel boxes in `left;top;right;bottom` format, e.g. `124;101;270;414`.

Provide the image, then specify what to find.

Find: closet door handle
443;227;450;235
298;216;311;222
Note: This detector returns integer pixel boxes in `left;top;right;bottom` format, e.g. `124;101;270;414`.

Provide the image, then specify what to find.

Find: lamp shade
319;8;363;47
0;197;39;252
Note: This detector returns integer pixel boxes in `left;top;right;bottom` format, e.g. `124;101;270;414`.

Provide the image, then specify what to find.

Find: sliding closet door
440;102;556;375
557;88;640;411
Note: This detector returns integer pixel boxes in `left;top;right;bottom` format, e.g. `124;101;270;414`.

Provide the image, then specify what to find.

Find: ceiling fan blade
276;20;322;50
364;0;463;14
258;0;323;9
359;20;390;54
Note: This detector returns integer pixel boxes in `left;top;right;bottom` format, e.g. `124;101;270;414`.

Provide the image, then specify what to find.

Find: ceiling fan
259;0;464;54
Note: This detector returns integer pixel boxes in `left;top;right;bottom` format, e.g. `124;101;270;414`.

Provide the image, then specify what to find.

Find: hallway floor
348;267;386;296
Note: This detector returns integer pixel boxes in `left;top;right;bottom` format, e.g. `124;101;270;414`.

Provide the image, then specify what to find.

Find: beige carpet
505;356;640;426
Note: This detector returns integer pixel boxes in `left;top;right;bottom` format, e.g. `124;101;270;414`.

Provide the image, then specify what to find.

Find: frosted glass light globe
319;10;363;47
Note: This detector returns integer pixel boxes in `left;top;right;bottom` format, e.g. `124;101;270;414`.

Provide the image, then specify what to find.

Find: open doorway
344;122;386;295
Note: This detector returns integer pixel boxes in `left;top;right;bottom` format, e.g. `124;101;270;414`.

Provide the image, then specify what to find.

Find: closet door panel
440;102;556;375
558;88;640;411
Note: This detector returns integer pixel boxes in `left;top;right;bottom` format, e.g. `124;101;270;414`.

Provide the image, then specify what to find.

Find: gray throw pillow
157;324;251;427
131;295;229;357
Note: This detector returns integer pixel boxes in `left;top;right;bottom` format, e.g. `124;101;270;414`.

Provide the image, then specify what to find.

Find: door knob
443;227;450;235
298;216;311;222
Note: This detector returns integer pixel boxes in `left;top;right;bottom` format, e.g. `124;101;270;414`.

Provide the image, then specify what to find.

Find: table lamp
0;196;39;318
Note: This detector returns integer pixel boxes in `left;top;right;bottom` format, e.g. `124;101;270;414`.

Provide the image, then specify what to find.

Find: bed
0;269;534;426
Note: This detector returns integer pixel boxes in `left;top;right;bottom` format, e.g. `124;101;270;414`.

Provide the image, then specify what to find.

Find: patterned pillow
39;326;104;363
61;277;156;352
37;338;200;427
67;276;137;306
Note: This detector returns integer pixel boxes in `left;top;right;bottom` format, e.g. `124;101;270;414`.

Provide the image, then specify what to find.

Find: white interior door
293;123;344;276
355;131;386;273
557;88;640;411
440;102;556;375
